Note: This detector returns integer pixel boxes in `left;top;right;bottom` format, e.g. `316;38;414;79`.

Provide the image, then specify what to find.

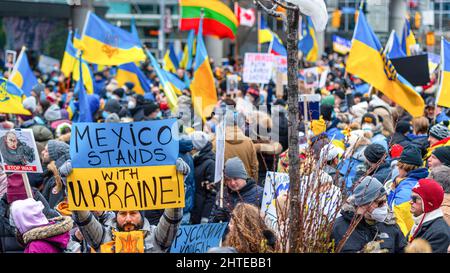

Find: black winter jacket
409;216;450;253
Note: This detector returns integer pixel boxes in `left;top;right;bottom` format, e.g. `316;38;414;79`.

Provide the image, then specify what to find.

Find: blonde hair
223;203;277;253
405;238;432;253
412;117;429;135
397;162;420;173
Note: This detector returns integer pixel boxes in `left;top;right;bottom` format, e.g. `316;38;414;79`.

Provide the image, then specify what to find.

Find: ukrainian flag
271;35;287;56
75;11;146;65
73;29;84;52
147;50;178;112
346;10;425;118
190;17;218;121
116;62;151;95
9;47;38;97
179;30;195;70
258;15;273;44
0;78;31;115
387;30;406;59
163;43;180;74
75;53;93;122
299;17;318;63
67;99;77;121
402;18;417;56
437;38;450;108
163;70;186;96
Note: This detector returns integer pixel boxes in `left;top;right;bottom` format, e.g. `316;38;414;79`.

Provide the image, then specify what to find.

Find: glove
176;158;190;175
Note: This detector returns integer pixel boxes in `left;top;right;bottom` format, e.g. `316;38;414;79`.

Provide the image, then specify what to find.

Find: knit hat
432;146;450;167
104;99;121;114
364;143;387;164
6;173;28;204
395;120;411;135
105;113;120;123
31;83;45;98
429;124;449;140
32;125;54;144
22;96;37;113
353;176;386;206
190;131;211;151
334;90;345;100
399;145;423;166
113;88;125;99
224;157;248;180
124;82;135;92
361;113;377;126
412;178;444;213
47;140;70;168
44;104;62;122
10;198;49;234
143;101;160;116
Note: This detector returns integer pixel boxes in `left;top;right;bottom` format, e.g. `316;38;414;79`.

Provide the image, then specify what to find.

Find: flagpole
434;37;444;124
257;11;261;53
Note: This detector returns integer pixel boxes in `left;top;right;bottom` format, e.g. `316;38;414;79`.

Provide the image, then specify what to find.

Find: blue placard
170;222;228;253
70;119;179;168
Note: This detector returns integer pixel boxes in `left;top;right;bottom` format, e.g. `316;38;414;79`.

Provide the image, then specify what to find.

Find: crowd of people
0;49;449;253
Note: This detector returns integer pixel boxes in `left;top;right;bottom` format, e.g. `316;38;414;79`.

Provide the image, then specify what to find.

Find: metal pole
158;0;166;59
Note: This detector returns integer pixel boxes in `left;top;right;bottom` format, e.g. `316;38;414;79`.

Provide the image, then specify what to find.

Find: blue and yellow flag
163;70;186;96
299;17;318;62
0;78;31;115
147;50;178;112
271;35;287;56
258;15;273;44
163;43;180;73
387;30;406;59
346;10;424;118
257;14;286;56
437;38;450;108
116;62;152;96
180;30;195;70
75;53;92;123
75;12;146;65
402;18;417;56
9;47;38;97
190;17;217;121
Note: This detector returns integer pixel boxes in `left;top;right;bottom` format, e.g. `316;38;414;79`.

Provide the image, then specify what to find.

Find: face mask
156;111;162;118
362;123;373;131
102;111;109;119
128;101;136;109
371;205;388;222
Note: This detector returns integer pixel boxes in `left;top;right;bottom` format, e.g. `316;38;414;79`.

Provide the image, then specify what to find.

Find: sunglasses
411;195;421;203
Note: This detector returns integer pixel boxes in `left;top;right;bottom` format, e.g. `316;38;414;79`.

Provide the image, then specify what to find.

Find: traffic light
414;12;421;29
332;9;342;28
426;31;435;46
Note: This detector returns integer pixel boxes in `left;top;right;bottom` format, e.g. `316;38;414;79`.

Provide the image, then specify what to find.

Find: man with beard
72;158;190;253
0;131;35;166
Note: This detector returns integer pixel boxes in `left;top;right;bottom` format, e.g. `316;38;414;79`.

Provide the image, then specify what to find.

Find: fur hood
23;216;73;244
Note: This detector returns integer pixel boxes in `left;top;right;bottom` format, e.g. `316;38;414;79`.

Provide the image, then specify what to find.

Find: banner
261;172;289;230
243;53;274;84
67;119;185;211
332;35;352;55
0;129;42;173
170;222;228;253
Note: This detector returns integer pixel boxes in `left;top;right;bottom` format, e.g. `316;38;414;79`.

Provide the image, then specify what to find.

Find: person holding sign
70;157;190;253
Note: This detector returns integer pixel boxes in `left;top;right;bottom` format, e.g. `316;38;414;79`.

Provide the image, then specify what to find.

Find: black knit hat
361;113;377;126
395;120;411;134
104;99;121;114
364;143;386;164
399;145;423;166
429;124;449;141
432;146;450;167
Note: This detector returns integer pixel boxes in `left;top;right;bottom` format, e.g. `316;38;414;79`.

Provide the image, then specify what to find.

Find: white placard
243;53;274;84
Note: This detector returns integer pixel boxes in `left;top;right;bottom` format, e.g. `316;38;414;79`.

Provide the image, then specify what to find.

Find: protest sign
226;74;239;94
38;55;60;74
170;222;228;253
272;55;287;85
299;94;321;121
0;129;43;173
261;172;289;230
243;53;274;84
301;67;319;89
5;50;17;70
67;119;185;211
332;35;352;55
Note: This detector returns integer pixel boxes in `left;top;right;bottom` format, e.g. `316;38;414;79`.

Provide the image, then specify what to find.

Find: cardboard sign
261;172;289;230
170;222;228;253
391;54;430;86
5;50;16;70
243;53;274;84
272;55;287;85
0;129;43;173
298;94;321;120
67;119;185;211
226;75;239;94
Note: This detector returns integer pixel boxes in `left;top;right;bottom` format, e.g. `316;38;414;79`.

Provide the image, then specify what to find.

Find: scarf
409;209;444;242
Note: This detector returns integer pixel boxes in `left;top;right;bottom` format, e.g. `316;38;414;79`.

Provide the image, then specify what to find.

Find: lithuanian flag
179;0;238;40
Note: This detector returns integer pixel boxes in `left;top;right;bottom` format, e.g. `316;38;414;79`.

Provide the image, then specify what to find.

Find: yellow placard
67;165;185;211
114;231;145;253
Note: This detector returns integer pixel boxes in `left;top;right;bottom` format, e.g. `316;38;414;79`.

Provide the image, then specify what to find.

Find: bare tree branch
273;0;298;11
254;0;288;28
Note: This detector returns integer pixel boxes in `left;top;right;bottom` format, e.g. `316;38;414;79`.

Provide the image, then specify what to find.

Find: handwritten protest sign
170;222;228;253
272;55;287;85
261;172;289;230
243;53;274;84
0;129;43;173
67;119;185;211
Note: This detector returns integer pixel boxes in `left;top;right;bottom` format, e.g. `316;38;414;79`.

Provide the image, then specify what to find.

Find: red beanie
7;173;28;204
390;144;404;159
412;179;444;213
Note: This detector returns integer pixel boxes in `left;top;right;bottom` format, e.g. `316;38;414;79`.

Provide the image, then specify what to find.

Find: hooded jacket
332;199;407;253
73;208;182;253
387;168;429;236
408;209;450;253
191;141;216;224
213;126;259;182
22;216;72;253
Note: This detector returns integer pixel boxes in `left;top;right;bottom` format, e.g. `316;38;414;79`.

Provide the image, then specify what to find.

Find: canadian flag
234;3;256;27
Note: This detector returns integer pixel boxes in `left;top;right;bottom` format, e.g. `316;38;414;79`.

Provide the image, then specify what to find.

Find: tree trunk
286;8;301;253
